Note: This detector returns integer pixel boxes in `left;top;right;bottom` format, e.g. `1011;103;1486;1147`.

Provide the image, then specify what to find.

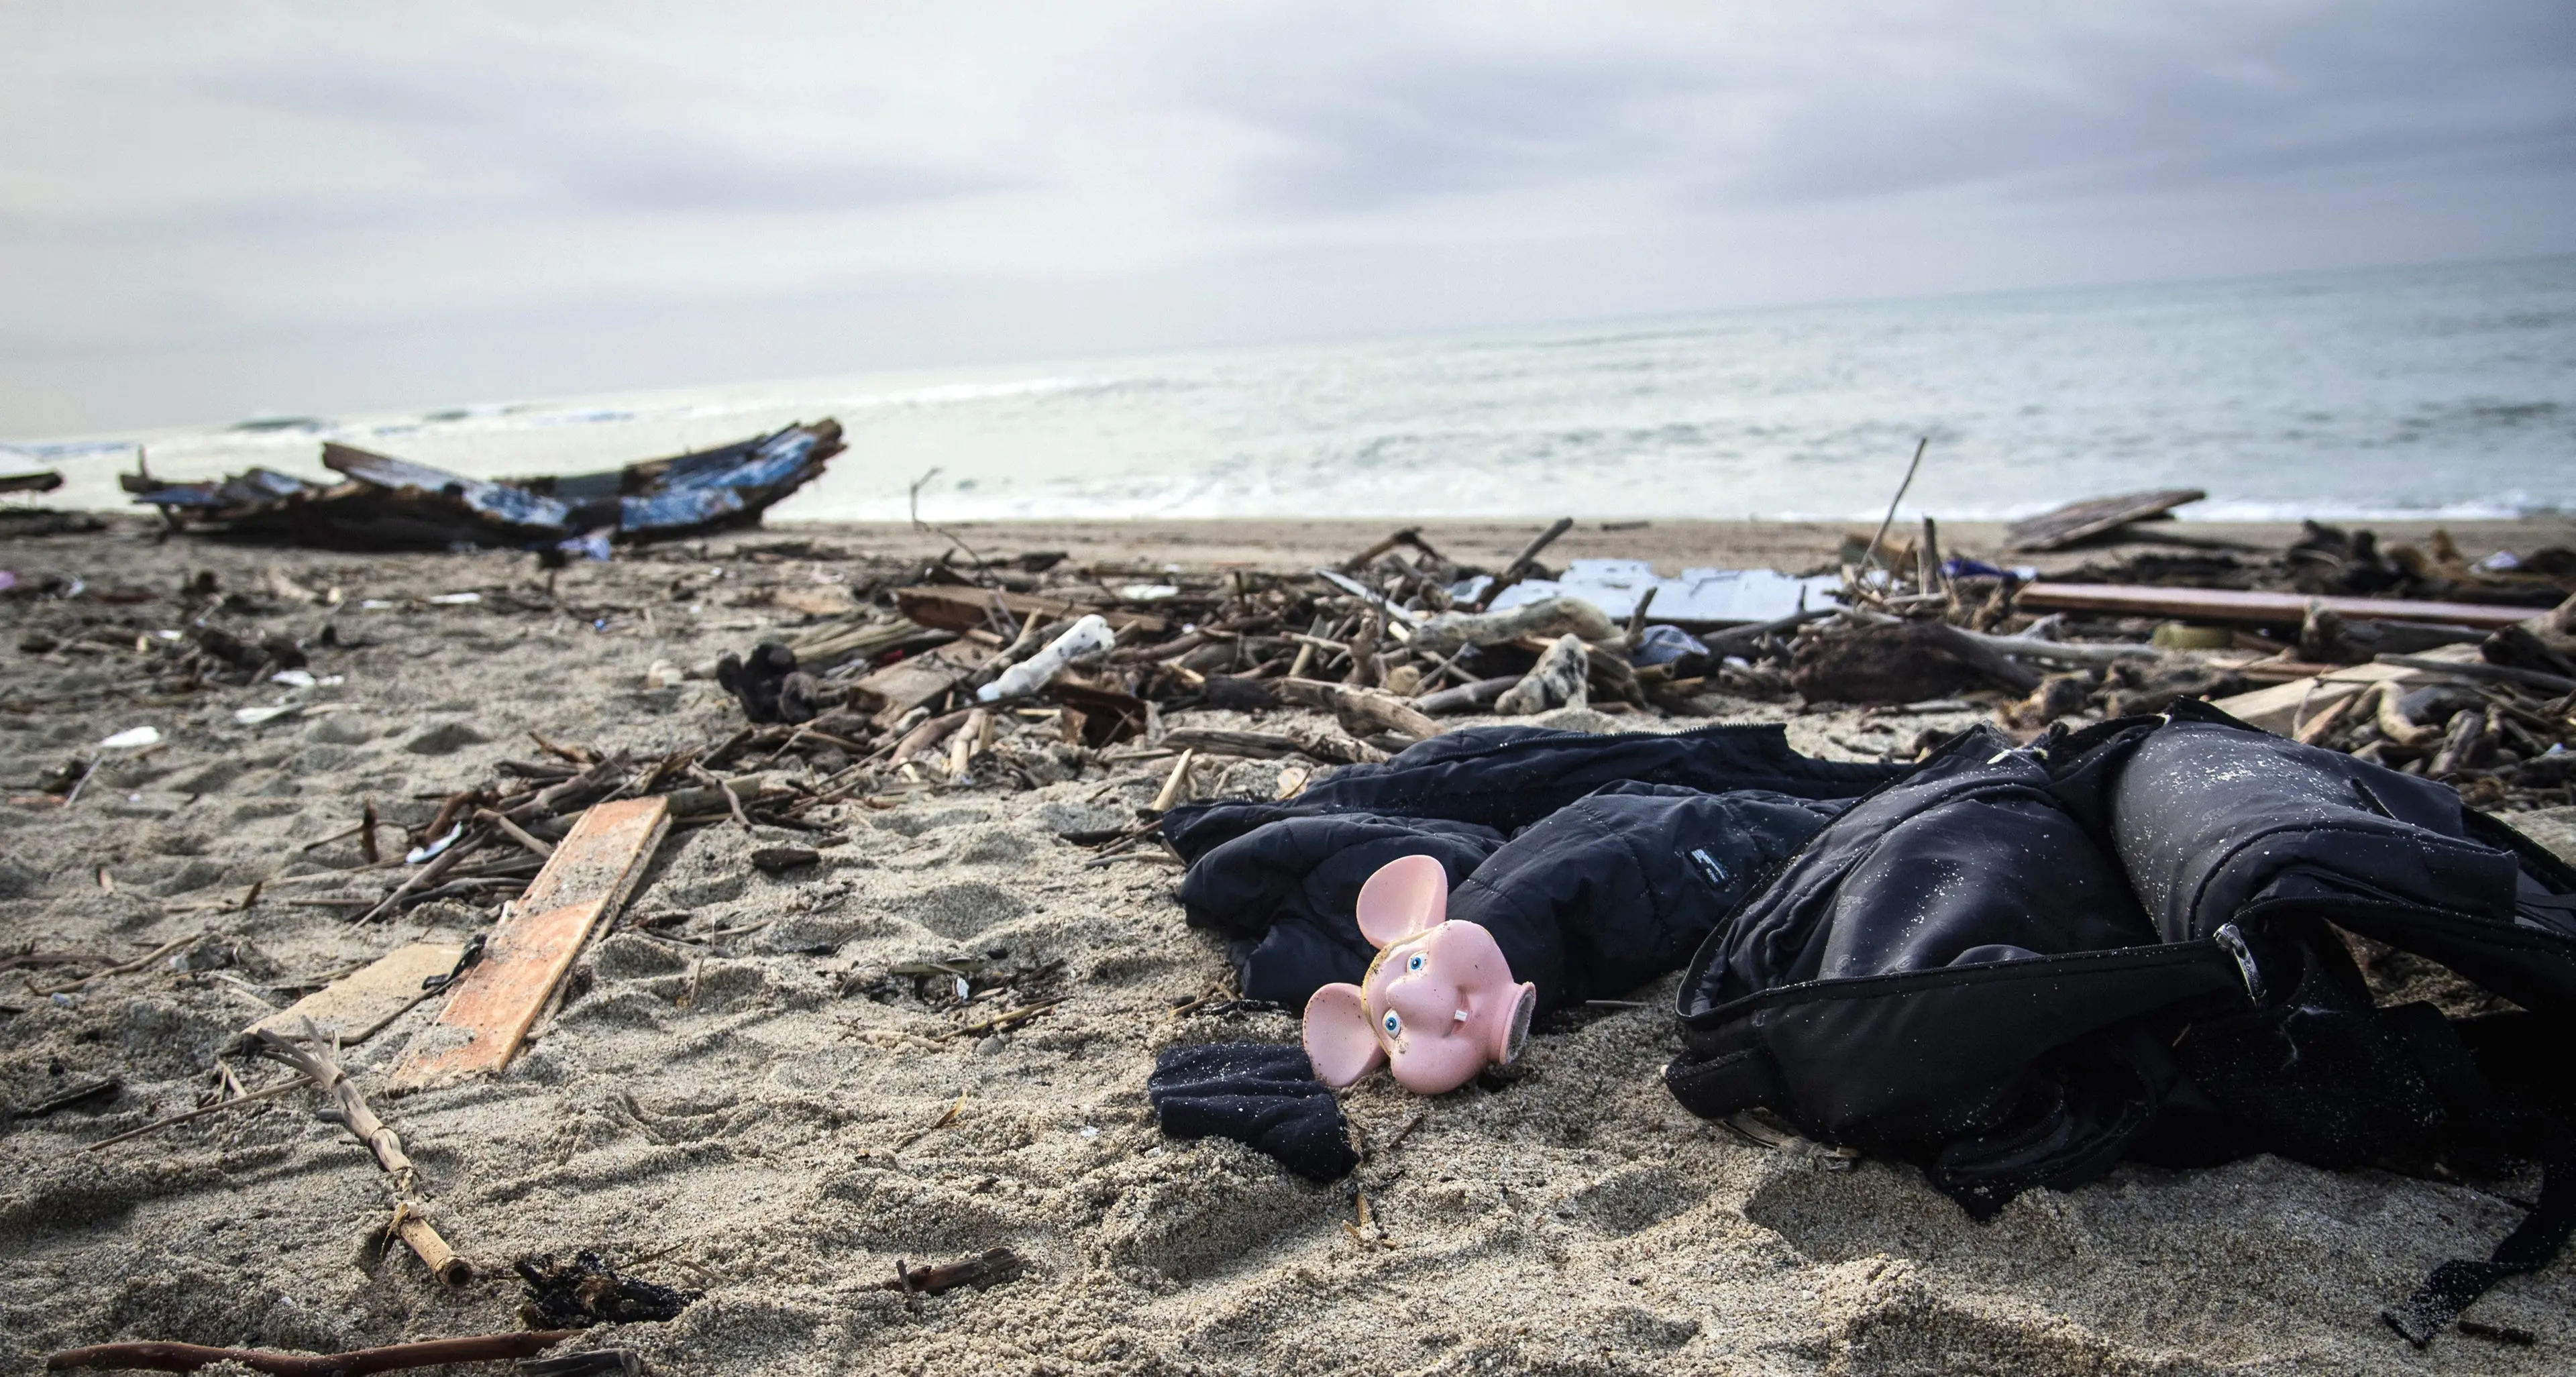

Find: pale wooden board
244;942;460;1044
2016;583;2535;630
2002;490;2204;551
388;795;670;1093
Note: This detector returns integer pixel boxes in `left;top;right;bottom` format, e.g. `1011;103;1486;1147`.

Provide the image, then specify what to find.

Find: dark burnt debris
515;1250;700;1329
123;420;843;551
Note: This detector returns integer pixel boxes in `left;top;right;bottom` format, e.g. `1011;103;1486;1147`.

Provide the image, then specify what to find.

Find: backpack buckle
2213;922;2264;1003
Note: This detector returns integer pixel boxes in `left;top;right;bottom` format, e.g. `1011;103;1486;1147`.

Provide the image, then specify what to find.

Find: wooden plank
388;796;669;1093
244;942;460;1044
2017;583;2534;630
895;586;1167;636
2002;490;2204;551
847;640;991;727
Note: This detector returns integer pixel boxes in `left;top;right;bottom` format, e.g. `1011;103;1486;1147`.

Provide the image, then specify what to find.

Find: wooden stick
85;1075;313;1152
44;1330;578;1375
2017;583;2534;630
1623;586;1658;642
1273;678;1442;741
1148;750;1197;812
388;1202;473;1286
254;1026;415;1191
29;932;204;997
355;835;482;924
888;708;973;766
947;708;991;779
299;820;368;852
1469;517;1574;612
877;1247;1022;1295
2292;688;2358;746
1864;437;1929;573
474;809;555;859
686;764;752;832
360;799;380;865
950;997;1068;1038
2373;654;2575;694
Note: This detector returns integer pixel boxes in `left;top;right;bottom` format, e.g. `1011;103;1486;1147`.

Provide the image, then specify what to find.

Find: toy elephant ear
1355;854;1448;949
1303;983;1385;1087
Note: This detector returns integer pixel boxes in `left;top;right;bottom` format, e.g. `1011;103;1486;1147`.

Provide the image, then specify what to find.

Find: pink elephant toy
1303;854;1539;1095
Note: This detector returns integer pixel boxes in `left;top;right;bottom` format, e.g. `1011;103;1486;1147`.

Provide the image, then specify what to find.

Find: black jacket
1163;724;1895;1011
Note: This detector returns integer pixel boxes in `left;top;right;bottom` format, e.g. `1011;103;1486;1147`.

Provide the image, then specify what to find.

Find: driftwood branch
1415;675;1519;714
1470;517;1574;611
253;1026;415;1191
44;1330;578;1375
1273;679;1440;742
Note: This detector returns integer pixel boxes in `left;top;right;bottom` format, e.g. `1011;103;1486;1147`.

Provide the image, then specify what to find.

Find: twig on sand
28;932;207;997
84;1074;314;1152
685;763;752;832
1863;437;1930;574
945;997;1067;1040
879;1247;1022;1297
894;1091;968;1150
43;1329;579;1375
252;1024;415;1190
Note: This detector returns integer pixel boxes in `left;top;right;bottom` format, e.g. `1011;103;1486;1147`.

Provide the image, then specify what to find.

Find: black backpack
1664;700;2576;1345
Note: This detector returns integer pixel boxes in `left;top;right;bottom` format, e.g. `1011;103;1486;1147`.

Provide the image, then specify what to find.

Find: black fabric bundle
1147;1042;1358;1182
1162;724;1899;1011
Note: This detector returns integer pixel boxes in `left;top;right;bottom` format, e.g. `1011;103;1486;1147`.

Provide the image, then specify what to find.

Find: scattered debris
11;1075;120;1118
0;463;64;494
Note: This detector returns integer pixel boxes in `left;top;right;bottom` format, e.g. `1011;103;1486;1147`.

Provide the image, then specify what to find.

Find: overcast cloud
3;1;2571;435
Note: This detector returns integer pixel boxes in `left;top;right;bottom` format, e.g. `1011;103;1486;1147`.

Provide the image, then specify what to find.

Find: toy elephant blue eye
1383;1011;1402;1038
1407;952;1426;973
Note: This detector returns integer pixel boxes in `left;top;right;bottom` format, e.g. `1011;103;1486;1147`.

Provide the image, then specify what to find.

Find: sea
7;255;2573;527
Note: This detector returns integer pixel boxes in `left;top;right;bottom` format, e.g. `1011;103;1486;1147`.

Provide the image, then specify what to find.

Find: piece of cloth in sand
1148;1041;1358;1182
1163;724;1888;1011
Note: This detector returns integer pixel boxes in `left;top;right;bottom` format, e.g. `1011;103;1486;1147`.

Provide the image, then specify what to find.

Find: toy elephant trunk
1302;854;1538;1095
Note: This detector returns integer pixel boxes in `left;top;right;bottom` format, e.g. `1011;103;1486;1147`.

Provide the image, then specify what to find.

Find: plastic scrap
1455;559;1841;624
979;614;1115;702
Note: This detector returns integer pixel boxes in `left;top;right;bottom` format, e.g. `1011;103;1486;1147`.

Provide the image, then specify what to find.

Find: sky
3;1;2572;437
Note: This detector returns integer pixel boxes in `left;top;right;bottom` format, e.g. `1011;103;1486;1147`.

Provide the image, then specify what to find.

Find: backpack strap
2383;1136;2576;1345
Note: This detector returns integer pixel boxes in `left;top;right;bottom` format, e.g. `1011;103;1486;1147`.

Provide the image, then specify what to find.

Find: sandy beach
4;514;2573;1376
